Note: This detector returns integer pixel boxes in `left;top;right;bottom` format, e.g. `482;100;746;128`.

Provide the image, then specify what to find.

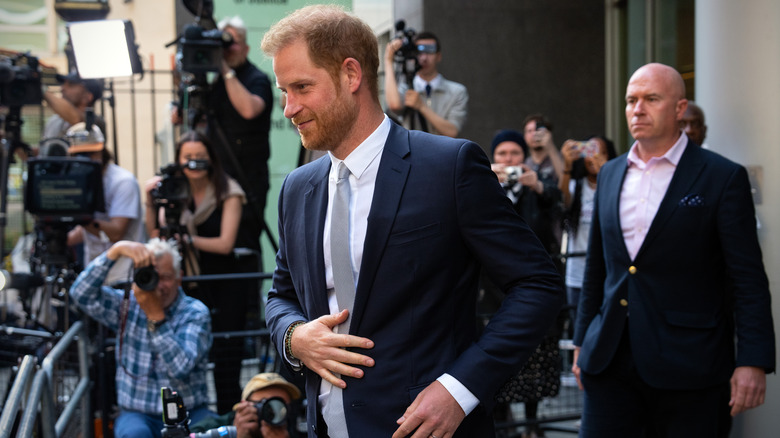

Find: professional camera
167;1;228;126
190;397;289;438
25;157;105;225
161;387;190;438
151;163;191;229
180;23;232;74
0;52;43;107
392;20;419;62
134;266;159;291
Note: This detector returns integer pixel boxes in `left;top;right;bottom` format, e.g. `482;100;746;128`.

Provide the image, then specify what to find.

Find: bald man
572;63;775;437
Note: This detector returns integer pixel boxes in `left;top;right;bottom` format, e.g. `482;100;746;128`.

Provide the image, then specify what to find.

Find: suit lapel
349;124;411;334
304;158;332;317
602;158;632;262
635;141;704;260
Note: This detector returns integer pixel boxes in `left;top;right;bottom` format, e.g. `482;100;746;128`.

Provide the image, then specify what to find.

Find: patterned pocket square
679;194;705;207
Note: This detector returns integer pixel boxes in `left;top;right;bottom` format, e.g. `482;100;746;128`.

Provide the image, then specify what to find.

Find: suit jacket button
620;299;628;306
628;265;637;274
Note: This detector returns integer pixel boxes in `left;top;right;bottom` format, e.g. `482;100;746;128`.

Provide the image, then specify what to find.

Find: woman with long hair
559;135;617;327
144;130;249;414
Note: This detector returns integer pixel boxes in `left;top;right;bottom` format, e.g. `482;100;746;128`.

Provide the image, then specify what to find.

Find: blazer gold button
629;266;637;274
620;299;628;306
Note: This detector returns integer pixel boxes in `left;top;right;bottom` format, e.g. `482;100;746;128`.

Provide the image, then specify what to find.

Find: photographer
491;129;559;220
175;15;272;254
190;373;301;438
145;130;251;414
69;238;215;438
559;136;616;328
42;72;106;141
65;122;143;285
384;31;468;137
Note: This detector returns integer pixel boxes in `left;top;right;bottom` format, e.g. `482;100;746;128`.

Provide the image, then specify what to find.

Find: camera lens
133;266;159;291
255;397;288;426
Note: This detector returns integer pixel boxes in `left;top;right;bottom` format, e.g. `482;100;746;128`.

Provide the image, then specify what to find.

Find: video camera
151;163;191;231
168;0;230;126
392;20;419;63
25;157;105;225
180;24;233;74
23;156;105;273
0;52;43;108
391;20;421;87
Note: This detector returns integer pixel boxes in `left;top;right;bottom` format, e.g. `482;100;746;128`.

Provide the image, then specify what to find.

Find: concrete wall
696;0;780;434
393;0;606;149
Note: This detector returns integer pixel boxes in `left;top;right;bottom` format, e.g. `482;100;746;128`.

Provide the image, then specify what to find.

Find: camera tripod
181;77;278;255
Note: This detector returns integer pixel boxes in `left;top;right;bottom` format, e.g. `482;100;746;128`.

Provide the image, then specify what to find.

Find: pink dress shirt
619;133;688;260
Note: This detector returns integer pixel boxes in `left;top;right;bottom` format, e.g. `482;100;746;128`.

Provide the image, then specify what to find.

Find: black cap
491;129;528;157
56;72;103;102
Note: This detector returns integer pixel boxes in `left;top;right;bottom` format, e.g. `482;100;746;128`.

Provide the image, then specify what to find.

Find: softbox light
67;19;142;79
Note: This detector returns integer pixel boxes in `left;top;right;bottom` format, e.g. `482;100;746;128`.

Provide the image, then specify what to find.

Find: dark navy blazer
266;123;564;437
574;140;775;389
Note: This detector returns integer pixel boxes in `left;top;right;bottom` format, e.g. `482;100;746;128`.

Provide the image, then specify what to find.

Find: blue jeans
114;406;217;438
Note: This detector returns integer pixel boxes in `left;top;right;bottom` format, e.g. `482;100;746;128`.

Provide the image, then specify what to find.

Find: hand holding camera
106;241;165;318
561;140;582;167
532;122;553;149
232;398;290;438
562;139;600;165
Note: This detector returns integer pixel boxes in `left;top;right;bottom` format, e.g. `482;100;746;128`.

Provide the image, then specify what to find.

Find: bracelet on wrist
285;321;306;361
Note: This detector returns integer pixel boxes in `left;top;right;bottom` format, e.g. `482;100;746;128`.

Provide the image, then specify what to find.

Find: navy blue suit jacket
573;140;775;390
266;123;564;437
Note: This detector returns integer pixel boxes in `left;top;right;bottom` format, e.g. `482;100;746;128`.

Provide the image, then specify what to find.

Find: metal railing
0;321;91;438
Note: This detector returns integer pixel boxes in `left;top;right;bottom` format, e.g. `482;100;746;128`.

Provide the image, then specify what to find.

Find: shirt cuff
437;373;479;415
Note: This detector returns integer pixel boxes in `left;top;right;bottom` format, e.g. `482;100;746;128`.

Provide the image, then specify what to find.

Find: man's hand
291;310;375;388
385;40;402;64
560;140;580;167
392;380;466;438
491;163;508;183
233;401;260;438
729;366;766;416
534;127;554;149
517;166;539;190
404;90;425;111
106;240;153;265
572;346;583;390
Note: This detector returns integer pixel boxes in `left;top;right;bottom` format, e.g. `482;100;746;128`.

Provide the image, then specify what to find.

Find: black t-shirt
208;60;273;247
209;61;272;197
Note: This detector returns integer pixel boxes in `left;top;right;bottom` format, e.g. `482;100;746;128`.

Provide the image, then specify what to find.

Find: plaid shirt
70;253;212;414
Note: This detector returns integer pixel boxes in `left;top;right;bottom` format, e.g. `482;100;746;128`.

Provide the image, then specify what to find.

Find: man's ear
676;98;689;121
342;57;362;93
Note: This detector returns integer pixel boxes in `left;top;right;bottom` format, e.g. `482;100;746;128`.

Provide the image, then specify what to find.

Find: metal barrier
0;321;91;438
0;356;36;438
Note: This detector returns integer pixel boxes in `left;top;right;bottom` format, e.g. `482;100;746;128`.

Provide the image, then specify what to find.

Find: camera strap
117;283;152;379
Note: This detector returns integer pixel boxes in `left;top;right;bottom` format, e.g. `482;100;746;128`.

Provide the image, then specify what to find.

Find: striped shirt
70;253;212;414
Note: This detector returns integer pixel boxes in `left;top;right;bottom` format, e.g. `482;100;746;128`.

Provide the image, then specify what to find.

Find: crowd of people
7;3;770;438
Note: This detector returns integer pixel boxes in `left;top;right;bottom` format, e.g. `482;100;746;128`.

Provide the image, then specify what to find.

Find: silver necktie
322;161;355;437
